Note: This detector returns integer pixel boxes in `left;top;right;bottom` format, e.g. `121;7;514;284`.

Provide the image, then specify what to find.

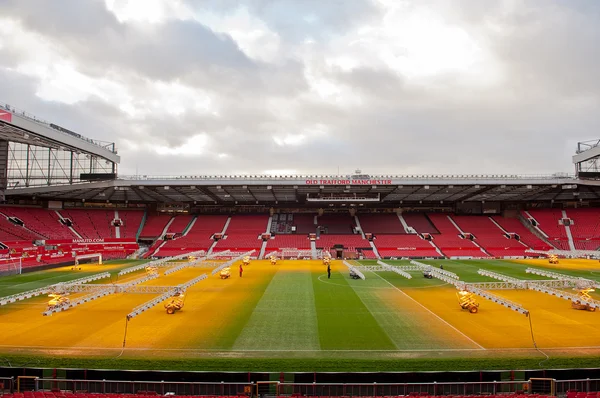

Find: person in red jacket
239;263;243;277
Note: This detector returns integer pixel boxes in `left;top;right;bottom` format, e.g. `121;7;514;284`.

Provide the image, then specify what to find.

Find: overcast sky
0;0;598;177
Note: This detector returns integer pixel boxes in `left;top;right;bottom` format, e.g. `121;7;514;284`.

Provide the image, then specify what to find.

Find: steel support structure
342;261;366;280
126;274;208;319
211;251;255;275
477;269;528;288
526;267;600;289
0;272;111;306
375;261;412;279
528;284;599;309
465;285;529;316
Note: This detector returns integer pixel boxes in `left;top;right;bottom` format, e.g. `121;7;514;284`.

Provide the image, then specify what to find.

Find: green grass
233;268;320;350
346;270;479;350
312;268;396;350
360;259;599;283
1;353;599;372
0;260;147;298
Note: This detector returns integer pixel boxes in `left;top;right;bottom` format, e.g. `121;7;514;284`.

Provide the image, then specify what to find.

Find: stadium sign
305;179;393;185
0;110;11;122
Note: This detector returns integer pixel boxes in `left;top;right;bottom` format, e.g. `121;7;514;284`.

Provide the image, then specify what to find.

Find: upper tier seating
158;215;228;255
270;213;294;234
139;214;172;239
451;215;528;257
165;215;194;235
0;219;44;241
265;234;311;250
0;207;76;239
526;209;568;237
317;214;356;234
226;214;269;233
524;209;570;250
427;214;488;257
358;213;405;234
491;216;552;251
211;215;268;252
117;210;145;239
565;208;600;250
293;214;317;234
59;209;114;239
403;213;439;234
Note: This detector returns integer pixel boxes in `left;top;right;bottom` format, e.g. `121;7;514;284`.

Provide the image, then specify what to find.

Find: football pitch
1;258;600;371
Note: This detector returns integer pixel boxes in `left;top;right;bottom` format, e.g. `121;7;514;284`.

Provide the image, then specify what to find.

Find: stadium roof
5;173;598;206
0;104;118;163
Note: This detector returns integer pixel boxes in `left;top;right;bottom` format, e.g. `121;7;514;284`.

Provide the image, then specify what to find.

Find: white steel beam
211;251;255;275
0;272;111;306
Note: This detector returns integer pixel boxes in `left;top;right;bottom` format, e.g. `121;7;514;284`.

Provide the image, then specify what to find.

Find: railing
276;381;531;397
34;378;250;396
28;379;537;396
22;377;600;396
0;377;14;393
118;173;577;181
554;378;600;395
0;102;116;153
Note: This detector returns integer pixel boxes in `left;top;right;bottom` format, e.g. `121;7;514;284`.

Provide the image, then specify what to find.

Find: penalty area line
371;272;486;351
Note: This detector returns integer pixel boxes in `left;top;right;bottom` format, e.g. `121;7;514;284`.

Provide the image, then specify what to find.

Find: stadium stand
360;248;378;258
212;214;268;252
139;214;172;239
565;208;600;250
427;214;488;257
373;234;440;258
59;209;114;239
491;215;552;251
317;214;356;234
117;210;145;239
402;213;440;234
524;209;570;250
0;207;77;239
358;213;405;234
144;239;164;258
451;215;529;257
315;234;367;249
265;234;311;250
0;216;44;241
293;213;317;234
157;215;228;256
270;213;294;234
165;215;194;236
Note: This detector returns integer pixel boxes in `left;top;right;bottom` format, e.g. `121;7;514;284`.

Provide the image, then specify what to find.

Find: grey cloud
0;1;598;176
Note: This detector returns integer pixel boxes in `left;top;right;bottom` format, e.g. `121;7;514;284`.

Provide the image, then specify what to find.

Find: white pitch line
371;272;486;351
0;344;599;352
316;274;393;289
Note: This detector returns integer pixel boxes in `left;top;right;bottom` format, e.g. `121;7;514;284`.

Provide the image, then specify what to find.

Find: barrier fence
4;377;597;396
1;377;14;393
272;381;530;397
33;379;249;396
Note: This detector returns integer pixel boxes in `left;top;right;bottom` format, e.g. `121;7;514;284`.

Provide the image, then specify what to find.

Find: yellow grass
2;259;600;358
512;258;600;271
404;286;600;349
0;260;281;353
